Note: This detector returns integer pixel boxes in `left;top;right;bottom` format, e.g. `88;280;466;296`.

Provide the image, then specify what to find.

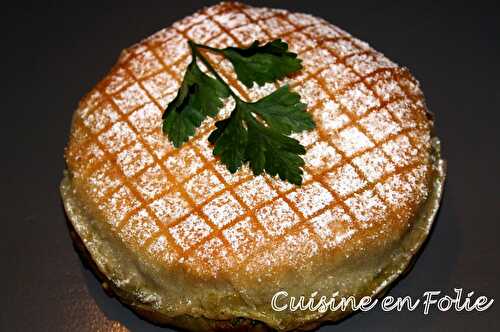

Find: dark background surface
1;1;499;331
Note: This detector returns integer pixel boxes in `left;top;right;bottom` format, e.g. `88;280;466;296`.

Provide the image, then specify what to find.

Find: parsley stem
188;40;241;101
190;42;224;54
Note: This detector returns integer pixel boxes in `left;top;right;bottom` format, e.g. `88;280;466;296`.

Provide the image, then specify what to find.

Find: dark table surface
2;1;499;331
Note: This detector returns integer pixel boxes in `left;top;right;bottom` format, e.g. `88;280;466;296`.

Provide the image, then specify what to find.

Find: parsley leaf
209;108;248;173
245;117;306;185
209;85;313;185
242;85;314;134
162;58;229;147
221;39;302;88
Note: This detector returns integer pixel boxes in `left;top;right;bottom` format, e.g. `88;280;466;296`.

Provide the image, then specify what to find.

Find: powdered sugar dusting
169;214;212;250
287;182;334;217
257;199;300;236
66;2;434;275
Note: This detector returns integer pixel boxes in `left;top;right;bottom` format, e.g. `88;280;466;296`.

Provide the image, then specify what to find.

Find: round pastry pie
61;2;445;331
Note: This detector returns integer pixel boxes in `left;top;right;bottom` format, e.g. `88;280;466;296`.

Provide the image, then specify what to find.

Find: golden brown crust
61;2;444;331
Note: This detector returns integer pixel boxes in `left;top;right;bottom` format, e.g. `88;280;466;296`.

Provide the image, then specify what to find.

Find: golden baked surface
65;1;433;278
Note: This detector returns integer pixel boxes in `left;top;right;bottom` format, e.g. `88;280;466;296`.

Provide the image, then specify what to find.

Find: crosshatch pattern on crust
65;2;433;276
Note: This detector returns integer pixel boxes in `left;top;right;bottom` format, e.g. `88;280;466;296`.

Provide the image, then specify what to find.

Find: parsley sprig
162;39;315;185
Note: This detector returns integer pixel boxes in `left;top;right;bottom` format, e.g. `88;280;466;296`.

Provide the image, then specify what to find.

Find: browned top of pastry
65;1;433;278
